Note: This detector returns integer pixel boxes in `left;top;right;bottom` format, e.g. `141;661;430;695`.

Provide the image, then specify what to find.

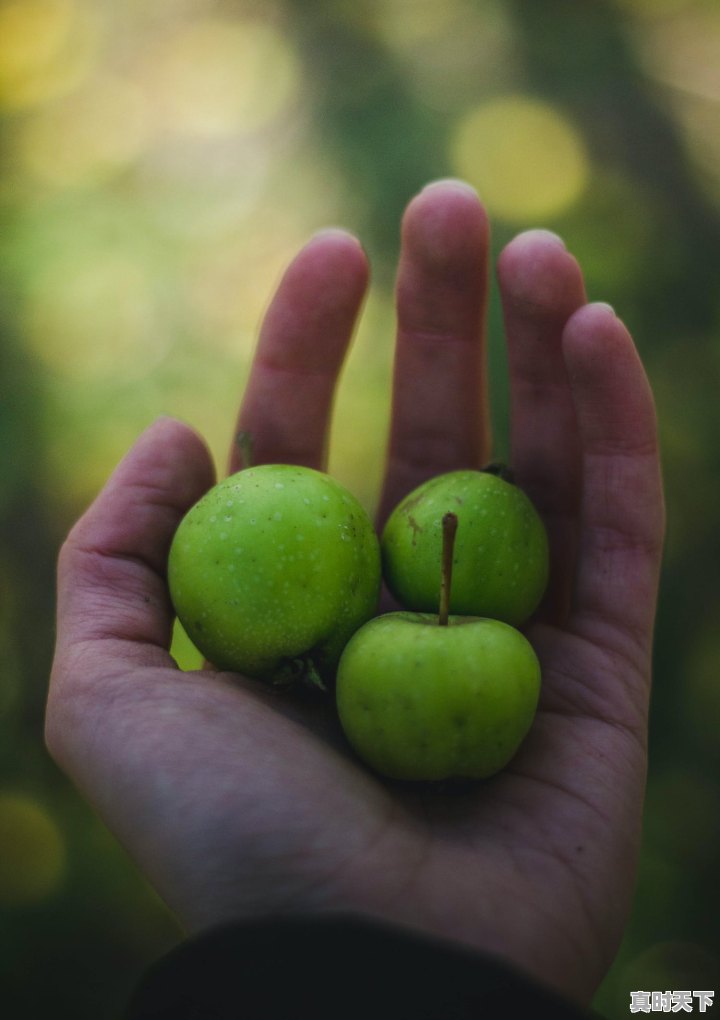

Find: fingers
378;180;491;525
232;230;369;473
53;417;215;675
563;304;665;665
497;230;587;622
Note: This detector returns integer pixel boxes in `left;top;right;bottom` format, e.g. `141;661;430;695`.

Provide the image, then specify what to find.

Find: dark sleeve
124;914;601;1020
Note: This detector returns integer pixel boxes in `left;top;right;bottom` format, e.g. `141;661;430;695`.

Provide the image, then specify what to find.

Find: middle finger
378;180;491;526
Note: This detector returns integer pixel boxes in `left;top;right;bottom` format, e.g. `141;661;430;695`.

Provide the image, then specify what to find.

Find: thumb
53;417;215;676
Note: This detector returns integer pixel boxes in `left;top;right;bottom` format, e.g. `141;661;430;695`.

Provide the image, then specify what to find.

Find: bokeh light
22;250;163;381
0;792;66;904
328;289;395;512
377;0;471;46
378;1;519;112
1;1;719;1016
137;17;301;139
17;74;148;188
449;95;589;222
0;0;98;110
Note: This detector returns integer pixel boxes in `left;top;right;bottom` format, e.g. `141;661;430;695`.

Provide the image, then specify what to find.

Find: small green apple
168;464;381;687
336;611;540;781
337;512;541;781
381;467;548;626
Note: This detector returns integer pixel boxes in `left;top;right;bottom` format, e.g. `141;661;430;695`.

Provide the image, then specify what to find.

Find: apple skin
336;612;540;781
381;470;548;626
168;464;381;686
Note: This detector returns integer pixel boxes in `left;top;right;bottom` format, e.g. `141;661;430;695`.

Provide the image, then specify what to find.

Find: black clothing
125;914;598;1019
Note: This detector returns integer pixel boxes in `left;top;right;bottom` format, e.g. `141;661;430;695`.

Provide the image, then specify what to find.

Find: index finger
231;230;369;473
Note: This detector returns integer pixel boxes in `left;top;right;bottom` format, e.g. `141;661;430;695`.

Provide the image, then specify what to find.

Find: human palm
46;182;664;1006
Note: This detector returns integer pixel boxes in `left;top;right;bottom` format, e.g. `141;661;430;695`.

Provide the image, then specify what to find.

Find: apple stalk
438;512;458;627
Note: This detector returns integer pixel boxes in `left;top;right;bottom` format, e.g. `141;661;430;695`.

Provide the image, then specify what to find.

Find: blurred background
1;0;719;1015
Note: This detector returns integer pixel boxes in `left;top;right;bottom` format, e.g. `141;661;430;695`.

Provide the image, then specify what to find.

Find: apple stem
439;512;458;626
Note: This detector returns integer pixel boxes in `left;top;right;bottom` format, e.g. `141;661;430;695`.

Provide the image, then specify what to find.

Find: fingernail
421;178;479;198
519;228;566;249
311;227;363;247
593;301;616;315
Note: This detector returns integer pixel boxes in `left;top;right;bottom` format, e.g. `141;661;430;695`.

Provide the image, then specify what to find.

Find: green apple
381;467;548;626
168;464;381;687
336;612;541;781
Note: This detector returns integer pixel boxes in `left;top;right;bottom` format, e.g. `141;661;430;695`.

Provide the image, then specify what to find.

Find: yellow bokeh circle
450;95;589;222
0;0;98;110
142;17;301;138
17;75;148;188
0;792;66;904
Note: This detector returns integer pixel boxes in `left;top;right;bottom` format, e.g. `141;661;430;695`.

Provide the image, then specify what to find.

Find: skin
46;181;665;1006
336;613;541;781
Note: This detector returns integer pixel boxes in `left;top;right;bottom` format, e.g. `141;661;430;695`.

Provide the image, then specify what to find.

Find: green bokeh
1;0;719;1016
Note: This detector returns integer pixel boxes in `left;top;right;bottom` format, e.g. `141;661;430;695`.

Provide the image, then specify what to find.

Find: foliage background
1;0;719;1015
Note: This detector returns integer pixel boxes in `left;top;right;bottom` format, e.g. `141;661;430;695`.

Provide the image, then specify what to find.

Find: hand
46;180;665;1006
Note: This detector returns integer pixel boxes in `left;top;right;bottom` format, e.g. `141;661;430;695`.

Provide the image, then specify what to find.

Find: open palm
46;182;664;1006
